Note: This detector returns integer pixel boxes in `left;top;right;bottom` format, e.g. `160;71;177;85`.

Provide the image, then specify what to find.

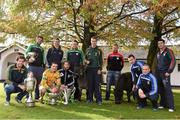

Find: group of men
3;36;176;112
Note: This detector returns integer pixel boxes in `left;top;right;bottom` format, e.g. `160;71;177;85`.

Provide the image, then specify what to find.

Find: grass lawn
0;83;180;119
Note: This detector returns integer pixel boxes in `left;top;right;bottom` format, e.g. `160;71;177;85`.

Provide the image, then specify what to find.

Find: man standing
4;55;28;106
105;43;124;101
136;64;158;111
66;40;84;101
47;38;64;70
128;54;144;92
26;36;45;101
85;36;103;105
156;39;176;112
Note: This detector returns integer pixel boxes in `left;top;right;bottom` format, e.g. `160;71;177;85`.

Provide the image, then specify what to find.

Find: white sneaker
168;109;174;112
4;101;10;106
158;106;164;109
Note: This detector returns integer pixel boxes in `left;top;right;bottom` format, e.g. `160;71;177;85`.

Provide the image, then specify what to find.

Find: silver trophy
24;76;36;107
48;93;59;105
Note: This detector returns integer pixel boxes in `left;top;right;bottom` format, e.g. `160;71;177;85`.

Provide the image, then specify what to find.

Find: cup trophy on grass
48;87;60;105
24;72;36;107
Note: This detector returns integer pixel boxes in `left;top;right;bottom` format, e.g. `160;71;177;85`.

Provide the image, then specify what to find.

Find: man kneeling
39;62;61;103
136;64;158;111
59;61;76;105
4;55;28;106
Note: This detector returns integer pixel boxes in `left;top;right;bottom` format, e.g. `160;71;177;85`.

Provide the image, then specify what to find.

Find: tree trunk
147;13;163;72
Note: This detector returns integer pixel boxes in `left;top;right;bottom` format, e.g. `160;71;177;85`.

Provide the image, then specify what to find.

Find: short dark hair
91;36;98;40
55;38;60;41
63;61;70;65
51;62;58;66
16;55;26;61
143;63;150;68
37;36;43;40
128;54;135;59
158;38;165;43
113;43;118;47
73;40;78;44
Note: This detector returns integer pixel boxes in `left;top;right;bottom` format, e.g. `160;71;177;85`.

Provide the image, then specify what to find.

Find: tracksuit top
59;69;75;88
85;46;103;70
41;69;61;88
67;49;84;66
106;52;124;71
157;47;176;73
137;73;158;97
130;61;144;84
6;64;28;86
46;47;64;68
26;43;44;67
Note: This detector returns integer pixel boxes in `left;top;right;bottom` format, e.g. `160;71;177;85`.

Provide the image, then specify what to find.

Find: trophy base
26;102;35;107
49;99;57;105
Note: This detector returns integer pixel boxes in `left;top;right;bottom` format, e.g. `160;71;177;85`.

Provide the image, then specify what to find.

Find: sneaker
168;109;174;112
158;106;164;109
15;97;22;104
136;105;144;109
97;102;102;105
4;101;10;106
87;100;93;104
152;108;158;111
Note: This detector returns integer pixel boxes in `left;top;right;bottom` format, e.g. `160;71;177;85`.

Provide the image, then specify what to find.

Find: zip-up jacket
137;73;158;97
106;52;124;71
67;49;84;66
47;47;64;68
157;47;176;73
5;64;28;87
26;43;44;67
130;61;144;84
59;69;75;88
85;46;103;70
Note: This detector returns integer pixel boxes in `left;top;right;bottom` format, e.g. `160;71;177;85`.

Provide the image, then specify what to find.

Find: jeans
105;71;120;100
28;66;44;99
4;83;28;102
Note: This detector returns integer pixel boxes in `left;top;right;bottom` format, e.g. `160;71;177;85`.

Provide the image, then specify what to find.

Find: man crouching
59;61;76;105
39;62;61;103
135;64;158;111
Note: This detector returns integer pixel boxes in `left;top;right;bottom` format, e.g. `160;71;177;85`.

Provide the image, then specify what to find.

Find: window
178;64;180;72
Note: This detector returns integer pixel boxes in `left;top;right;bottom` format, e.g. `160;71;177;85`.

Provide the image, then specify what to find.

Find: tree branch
161;26;180;36
98;7;150;32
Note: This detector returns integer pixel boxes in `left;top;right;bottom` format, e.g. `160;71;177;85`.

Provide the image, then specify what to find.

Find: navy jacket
157;47;176;73
137;73;158;97
130;61;144;84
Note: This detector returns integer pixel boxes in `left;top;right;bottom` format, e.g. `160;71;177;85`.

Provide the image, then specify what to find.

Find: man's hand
138;89;146;98
85;60;90;65
132;85;135;91
97;70;101;75
60;84;67;90
165;72;170;77
18;85;26;91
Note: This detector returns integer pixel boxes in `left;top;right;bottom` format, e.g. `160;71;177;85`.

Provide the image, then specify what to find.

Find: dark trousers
86;68;102;103
70;65;82;100
136;89;158;108
4;83;28;102
156;71;174;109
28;66;44;100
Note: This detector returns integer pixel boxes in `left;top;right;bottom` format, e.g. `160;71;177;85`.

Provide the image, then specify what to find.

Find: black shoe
115;101;121;104
97;102;102;105
105;98;109;101
87;100;93;104
15;97;22;104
